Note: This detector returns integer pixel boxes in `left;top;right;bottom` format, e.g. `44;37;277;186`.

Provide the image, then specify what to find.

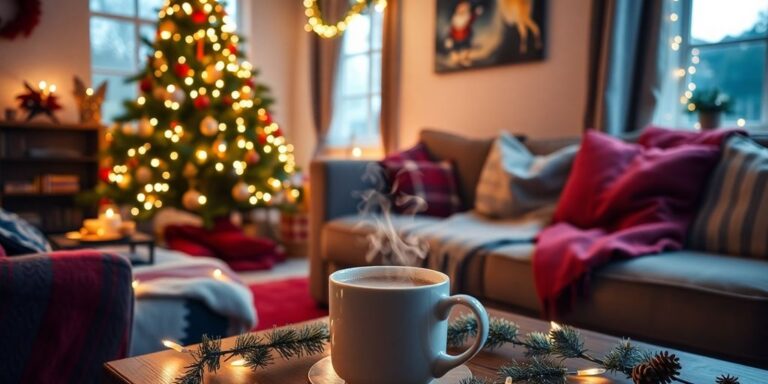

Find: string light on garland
303;0;387;38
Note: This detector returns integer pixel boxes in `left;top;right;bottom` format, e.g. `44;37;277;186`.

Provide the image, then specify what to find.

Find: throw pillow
381;142;433;164
475;132;578;219
382;160;462;218
0;208;51;255
689;135;768;259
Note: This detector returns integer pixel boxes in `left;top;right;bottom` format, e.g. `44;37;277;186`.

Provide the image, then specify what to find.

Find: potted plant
687;88;732;129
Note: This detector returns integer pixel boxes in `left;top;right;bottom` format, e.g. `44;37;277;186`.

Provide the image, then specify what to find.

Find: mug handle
432;294;489;378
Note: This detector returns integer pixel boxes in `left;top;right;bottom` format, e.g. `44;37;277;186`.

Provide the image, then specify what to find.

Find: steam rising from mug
354;163;429;266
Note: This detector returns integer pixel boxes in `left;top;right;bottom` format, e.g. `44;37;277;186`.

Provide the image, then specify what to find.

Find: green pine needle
499;358;567;384
447;314;520;350
602;339;646;375
548;325;586;359
522;332;552;357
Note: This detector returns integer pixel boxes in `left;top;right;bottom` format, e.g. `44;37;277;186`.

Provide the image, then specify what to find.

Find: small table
48;231;156;265
103;308;768;383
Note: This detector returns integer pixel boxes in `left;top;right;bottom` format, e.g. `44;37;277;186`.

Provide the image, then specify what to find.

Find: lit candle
98;205;123;235
162;339;187;352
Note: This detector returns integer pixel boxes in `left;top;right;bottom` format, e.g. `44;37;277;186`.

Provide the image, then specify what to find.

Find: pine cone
631;351;681;384
715;374;740;384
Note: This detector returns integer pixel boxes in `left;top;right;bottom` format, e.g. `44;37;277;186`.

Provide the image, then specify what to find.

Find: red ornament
0;0;41;40
174;63;191;78
127;157;139;168
191;9;207;24
273;127;282;137
98;197;114;207
263;112;273;125
194;95;211;109
222;95;233;106
244;78;255;88
98;167;111;183
257;132;267;144
227;43;238;54
139;77;153;93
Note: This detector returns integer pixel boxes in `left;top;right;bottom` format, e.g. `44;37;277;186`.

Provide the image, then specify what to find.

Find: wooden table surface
105;308;768;383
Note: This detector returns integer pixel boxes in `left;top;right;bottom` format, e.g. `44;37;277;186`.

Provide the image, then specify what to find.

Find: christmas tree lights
96;0;302;224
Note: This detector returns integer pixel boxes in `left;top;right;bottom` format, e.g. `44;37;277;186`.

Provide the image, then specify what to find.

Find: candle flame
577;368;606;376
105;208;115;218
162;339;186;352
231;359;246;366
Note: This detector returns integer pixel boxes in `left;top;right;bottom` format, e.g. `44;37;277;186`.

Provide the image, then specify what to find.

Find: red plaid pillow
382;142;433;163
382;160;462;218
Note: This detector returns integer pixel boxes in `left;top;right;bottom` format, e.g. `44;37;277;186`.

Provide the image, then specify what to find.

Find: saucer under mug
307;356;474;384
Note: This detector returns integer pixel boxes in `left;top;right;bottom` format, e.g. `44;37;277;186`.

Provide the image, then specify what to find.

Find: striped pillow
689;135;768;258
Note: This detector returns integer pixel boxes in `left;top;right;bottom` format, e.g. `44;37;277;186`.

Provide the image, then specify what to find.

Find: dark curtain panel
584;0;663;134
380;0;402;154
310;0;347;156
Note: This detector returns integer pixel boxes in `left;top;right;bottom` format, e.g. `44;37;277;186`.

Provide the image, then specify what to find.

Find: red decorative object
249;278;328;331
227;43;238;54
0;0;42;40
191;9;206;24
127;157;139;168
222;95;233;106
16;81;62;123
174;63;191;78
194;94;210;109
98;167;111;183
139;77;153;93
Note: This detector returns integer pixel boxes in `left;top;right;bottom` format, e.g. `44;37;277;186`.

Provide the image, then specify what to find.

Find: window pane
363;94;382;146
371;9;383;50
93;73;138;123
224;0;238;29
691;0;768;44
91;17;137;72
689;42;765;122
343;12;371;55
371;51;381;93
138;0;163;20
328;98;368;146
90;0;135;17
341;54;370;96
139;23;156;66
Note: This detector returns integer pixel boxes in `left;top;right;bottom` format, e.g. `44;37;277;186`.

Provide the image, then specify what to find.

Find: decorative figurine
15;81;61;123
73;76;108;124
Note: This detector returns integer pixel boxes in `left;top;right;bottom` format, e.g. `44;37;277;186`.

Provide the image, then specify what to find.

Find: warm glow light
577;368;607;376
550;321;561;331
132;279;140;289
231;359;247;367
351;147;362;158
737;118;746;127
212;268;223;279
162;339;186;352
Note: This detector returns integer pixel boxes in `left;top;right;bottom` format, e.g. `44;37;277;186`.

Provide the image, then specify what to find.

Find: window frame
677;0;768;130
328;8;383;150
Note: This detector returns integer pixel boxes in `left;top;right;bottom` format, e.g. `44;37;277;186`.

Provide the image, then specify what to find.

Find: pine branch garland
602;339;646;375
548;325;586;359
522;332;552;357
499;358;567;384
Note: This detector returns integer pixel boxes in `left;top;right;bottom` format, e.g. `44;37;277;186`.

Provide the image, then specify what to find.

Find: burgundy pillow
382;142;433;163
382;160;462;218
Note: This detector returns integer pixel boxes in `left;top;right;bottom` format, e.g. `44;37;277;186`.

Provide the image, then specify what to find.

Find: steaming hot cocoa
346;275;434;288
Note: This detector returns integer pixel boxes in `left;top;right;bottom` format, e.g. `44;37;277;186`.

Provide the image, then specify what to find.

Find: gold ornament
303;0;387;38
121;122;139;136
138;117;154;138
135;166;152;184
202;64;223;84
231;181;250;202
199;116;219;136
183;162;198;178
152;87;170;100
182;189;202;210
158;20;177;35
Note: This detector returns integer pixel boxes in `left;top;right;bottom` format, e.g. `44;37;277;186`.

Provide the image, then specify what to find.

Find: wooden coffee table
104;308;767;383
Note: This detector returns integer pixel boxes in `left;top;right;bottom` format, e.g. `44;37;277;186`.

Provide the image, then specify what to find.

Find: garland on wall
302;0;387;39
0;0;41;40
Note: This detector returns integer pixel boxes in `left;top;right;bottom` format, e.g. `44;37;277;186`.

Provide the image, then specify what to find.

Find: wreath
0;0;42;40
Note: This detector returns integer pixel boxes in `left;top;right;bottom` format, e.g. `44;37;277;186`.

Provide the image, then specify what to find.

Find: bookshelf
0;121;102;234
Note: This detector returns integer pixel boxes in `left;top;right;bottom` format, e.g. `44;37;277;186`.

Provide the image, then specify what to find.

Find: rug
249;277;328;331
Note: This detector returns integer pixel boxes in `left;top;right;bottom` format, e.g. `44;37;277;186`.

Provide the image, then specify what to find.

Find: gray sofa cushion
420;129;494;208
484;248;768;364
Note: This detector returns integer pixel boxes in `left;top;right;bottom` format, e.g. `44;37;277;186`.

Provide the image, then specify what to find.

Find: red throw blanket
165;218;285;271
533;127;742;318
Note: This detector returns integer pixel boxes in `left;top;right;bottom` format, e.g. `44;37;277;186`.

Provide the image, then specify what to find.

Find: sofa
309;129;768;368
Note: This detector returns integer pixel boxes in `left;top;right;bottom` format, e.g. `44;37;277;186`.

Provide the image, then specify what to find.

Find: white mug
329;266;489;384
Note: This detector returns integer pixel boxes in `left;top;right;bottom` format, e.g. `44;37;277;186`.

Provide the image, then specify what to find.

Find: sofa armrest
309;159;377;303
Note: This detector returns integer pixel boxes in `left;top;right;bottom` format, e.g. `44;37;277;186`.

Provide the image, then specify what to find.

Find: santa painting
444;0;484;67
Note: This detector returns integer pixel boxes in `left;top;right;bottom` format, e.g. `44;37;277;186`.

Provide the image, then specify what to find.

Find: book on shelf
4;180;38;194
39;174;80;194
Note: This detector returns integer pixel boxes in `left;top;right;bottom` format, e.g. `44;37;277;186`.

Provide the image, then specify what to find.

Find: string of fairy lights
667;0;747;128
302;0;387;38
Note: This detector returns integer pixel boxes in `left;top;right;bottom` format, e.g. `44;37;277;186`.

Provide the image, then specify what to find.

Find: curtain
584;0;663;134
380;0;401;154
310;0;348;155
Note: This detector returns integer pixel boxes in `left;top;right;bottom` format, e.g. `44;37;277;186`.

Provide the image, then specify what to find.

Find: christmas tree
96;0;301;224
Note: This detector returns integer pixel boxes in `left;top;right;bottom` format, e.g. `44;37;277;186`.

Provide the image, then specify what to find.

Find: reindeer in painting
498;0;542;53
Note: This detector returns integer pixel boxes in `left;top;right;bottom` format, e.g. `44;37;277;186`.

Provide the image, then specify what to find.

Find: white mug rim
330;266;449;291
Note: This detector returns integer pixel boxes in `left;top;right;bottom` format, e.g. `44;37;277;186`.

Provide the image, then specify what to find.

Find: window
655;0;768;130
326;8;383;150
89;0;238;123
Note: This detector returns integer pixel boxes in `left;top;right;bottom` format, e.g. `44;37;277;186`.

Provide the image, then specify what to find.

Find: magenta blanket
533;127;741;318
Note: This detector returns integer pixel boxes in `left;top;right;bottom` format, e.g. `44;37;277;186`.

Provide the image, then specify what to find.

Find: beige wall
0;0;91;123
397;0;592;147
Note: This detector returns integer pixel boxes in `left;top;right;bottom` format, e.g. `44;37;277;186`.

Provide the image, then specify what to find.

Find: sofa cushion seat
485;248;768;364
322;214;442;266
